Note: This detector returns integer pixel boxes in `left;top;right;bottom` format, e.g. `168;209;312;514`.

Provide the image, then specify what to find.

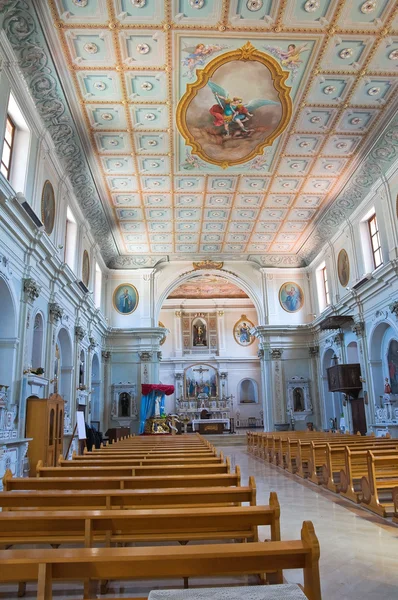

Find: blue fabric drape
139;391;155;434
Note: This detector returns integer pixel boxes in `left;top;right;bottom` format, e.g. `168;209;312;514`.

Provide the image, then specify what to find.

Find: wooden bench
3;466;241;491
0;500;281;548
360;451;398;516
0;478;257;512
65;455;224;467
36;459;231;479
0;520;321;600
392;487;398;525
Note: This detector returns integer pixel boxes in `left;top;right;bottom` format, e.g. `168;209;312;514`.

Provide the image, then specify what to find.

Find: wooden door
350;398;367;436
46;402;57;467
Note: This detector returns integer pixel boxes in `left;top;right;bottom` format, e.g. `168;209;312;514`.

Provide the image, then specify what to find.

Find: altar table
149;584;307;599
191;418;230;433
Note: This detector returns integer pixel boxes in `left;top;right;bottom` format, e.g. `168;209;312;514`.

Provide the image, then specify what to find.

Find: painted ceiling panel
13;0;397;266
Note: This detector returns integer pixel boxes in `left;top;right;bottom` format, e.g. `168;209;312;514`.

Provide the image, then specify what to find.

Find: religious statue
119;392;130;417
384;378;392;395
154;393;162;417
193;322;207;346
293;387;304;412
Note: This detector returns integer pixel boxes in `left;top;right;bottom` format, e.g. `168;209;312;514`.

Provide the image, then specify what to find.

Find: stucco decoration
0;0;118;264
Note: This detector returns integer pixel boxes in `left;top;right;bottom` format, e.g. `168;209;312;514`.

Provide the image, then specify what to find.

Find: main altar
175;364;232;431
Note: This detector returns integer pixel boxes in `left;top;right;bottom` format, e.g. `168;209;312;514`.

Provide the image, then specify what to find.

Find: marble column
308;346;322;430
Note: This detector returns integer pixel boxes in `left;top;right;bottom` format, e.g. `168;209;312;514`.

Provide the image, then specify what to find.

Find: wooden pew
64;455;224;467
339;447;398;503
0;478;257;512
0;500;281;548
3;466;241;491
360;451;398;517
36;459;231;478
392;487;398;525
0;521;322;600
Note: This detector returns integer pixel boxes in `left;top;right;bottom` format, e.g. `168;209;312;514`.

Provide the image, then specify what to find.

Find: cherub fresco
182;43;228;79
181;149;201;170
208;80;278;138
264;43;309;80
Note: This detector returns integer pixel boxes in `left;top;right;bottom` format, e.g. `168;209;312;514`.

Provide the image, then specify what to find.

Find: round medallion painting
233;315;255;346
279;282;304;313
41;180;55;235
82;250;90;288
159;321;166;346
113;283;139;315
337;249;350;288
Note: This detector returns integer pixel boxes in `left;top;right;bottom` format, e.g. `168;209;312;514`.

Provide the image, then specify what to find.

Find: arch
238;378;258;404
0;275;18;391
368;320;398;398
31;311;45;370
321;347;340;427
56;327;73;427
155;268;264;324
57;327;73;366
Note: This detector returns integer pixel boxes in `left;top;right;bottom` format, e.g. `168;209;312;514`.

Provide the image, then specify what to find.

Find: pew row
63;455;224;467
0;479;257;511
360;451;398;517
0;501;281;548
0;521;321;600
3;467;241;491
36;459;231;478
392;487;398;524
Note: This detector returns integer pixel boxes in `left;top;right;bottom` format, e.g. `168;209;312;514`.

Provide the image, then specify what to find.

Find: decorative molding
23;278;41;302
101;350;111;361
107;256;167;269
49;302;63;324
257;348;265;359
74;326;85;341
89;336;97;350
270;348;283;360
193;261;224;270
138;351;152;362
333;333;344;346
309;346;319;357
352;321;365;337
389;301;398;319
157;351;162;362
0;252;12;280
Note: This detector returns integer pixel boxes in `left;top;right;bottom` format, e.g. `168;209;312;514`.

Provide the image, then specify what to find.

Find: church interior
1;0;398;598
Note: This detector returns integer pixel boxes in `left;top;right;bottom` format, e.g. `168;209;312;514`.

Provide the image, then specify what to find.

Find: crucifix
193;365;209;386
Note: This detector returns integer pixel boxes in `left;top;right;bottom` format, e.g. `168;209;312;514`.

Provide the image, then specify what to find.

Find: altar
191;418;230;433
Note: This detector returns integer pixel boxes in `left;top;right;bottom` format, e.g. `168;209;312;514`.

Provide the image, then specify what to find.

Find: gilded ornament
145;113;156;120
137;43;150;55
247;0;263;11
304;0;320;12
131;0;146;6
339;48;353;59
84;42;98;54
368;86;380;96
141;81;153;90
72;0;88;6
190;0;204;7
324;85;336;95
360;1;376;14
109;139;119;146
101;113;113;120
93;81;106;91
388;49;398;60
310;116;321;123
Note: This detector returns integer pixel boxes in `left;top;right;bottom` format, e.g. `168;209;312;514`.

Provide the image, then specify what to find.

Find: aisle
221;446;398;600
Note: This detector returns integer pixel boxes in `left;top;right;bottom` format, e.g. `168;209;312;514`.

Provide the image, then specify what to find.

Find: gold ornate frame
159;321;166;346
233;315;255;347
337;249;350;287
41;180;55;235
176;41;292;168
279;281;304;313
113;283;139;315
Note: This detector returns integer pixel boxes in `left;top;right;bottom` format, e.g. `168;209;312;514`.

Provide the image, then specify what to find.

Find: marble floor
1;446;397;600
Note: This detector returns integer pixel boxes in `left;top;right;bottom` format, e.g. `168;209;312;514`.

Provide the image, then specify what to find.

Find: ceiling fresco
168;274;249;299
2;0;398;267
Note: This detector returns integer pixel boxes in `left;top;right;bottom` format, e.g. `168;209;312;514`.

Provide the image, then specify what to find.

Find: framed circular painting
159;321;166;346
233;315;255;346
113;283;139;315
82;250;90;287
337;249;350;287
41;180;55;235
279;282;304;313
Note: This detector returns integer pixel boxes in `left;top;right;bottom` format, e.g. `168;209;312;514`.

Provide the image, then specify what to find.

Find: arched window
239;379;258;404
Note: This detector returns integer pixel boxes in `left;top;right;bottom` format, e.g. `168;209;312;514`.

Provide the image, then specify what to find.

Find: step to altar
202;433;247;446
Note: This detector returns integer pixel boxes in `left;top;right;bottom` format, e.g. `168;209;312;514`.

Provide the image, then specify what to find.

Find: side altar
175;364;232;429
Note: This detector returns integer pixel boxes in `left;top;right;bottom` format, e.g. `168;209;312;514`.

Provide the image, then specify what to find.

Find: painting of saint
279;282;304;313
113;283;139;315
41;180;55;235
387;340;398;395
82;250;90;288
337;249;350;288
177;43;292;167
234;315;255;347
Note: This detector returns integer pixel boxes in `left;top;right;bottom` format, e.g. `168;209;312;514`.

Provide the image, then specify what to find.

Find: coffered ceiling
12;0;398;267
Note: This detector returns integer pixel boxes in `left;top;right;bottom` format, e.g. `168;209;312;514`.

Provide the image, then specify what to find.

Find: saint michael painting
177;42;292;169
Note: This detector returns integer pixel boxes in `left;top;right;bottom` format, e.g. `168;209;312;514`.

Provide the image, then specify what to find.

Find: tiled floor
1;446;397;599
